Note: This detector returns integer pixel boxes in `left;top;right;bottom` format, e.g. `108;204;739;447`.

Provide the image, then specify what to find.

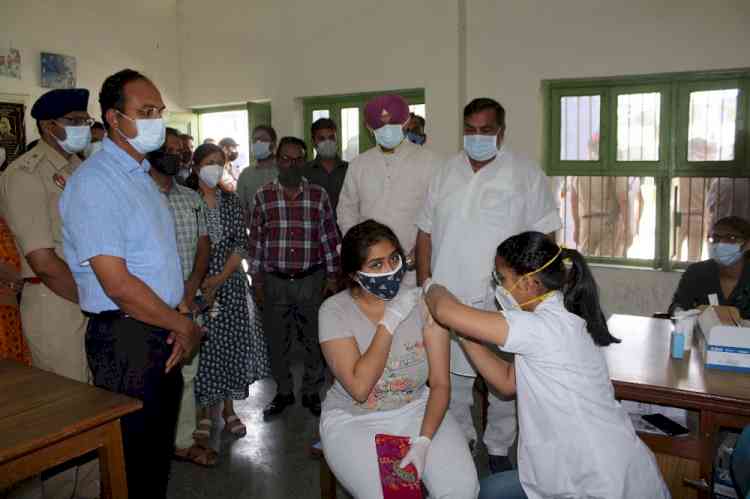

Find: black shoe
488;454;514;474
263;392;295;421
302;393;321;417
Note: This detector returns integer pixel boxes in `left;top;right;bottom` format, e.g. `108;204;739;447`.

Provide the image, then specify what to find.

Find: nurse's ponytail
496;232;620;346
559;247;619;346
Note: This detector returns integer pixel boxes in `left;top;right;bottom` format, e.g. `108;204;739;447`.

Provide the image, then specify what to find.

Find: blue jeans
479;470;527;499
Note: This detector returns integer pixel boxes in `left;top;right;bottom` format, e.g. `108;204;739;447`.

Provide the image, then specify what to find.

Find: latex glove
399;436;431;478
379;287;421;334
421;277;435;295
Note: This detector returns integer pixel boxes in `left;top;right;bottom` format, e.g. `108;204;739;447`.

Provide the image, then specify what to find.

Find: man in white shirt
416;97;561;473
337;94;439;286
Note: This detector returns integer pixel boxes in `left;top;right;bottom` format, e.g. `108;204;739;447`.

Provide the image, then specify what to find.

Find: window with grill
544;70;749;269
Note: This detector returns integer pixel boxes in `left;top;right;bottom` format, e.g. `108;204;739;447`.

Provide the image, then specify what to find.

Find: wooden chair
319;377;490;498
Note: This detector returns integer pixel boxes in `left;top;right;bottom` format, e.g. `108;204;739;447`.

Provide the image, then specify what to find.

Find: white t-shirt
319;289;428;415
502;293;669;499
417;147;561;375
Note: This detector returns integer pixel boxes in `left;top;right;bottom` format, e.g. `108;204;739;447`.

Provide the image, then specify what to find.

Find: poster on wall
40;52;76;89
0;48;21;79
0;102;26;171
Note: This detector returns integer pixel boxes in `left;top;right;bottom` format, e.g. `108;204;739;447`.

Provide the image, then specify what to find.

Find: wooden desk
0;360;142;499
606;315;750;497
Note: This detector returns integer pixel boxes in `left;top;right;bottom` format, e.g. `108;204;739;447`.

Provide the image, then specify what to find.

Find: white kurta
503;293;670;499
337;140;440;255
416;147;561;375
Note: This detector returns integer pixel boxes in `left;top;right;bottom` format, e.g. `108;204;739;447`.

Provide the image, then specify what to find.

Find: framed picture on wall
40;52;77;89
0;48;22;80
0;102;26;171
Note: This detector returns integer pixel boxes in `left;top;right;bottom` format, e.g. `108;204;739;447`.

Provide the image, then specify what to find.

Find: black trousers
85;315;183;499
262;270;326;396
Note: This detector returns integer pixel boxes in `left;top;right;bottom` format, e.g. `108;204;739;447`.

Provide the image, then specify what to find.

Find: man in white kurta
416;98;561;472
337;94;440;287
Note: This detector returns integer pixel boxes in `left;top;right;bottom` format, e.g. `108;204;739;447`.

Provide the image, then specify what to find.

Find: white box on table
697;307;750;373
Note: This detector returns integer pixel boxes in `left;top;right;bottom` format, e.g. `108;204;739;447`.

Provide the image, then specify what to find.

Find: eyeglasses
56;117;95;127
708;233;746;244
119;107;169;120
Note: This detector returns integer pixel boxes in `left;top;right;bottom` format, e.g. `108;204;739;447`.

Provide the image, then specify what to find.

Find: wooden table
606;314;750;498
0;360;142;499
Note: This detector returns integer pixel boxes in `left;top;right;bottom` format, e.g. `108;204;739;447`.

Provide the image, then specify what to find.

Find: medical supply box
697;306;750;373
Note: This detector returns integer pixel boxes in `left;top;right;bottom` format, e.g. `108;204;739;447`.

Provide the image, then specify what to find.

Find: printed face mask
356;256;405;301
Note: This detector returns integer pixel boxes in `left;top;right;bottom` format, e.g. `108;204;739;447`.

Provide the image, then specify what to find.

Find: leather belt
269;264;324;281
82;309;129;320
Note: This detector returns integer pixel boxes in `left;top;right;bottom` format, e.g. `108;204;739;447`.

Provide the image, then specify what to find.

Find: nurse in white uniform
416;98;561;471
423;231;670;499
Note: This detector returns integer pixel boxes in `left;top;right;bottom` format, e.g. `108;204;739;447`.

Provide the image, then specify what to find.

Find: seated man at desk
669;216;750;319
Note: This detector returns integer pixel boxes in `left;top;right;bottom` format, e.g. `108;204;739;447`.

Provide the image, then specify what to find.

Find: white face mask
198;164;224;188
494;285;521;311
315;139;337;159
373;124;405;149
252;141;272;160
116;112;166;154
57;126;91;154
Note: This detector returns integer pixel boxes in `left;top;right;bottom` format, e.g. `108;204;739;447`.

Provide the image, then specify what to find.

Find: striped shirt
248;179;340;276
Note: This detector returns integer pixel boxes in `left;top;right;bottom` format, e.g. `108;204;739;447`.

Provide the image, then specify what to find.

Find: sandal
223;414;247;437
192;418;213;445
174;444;217;468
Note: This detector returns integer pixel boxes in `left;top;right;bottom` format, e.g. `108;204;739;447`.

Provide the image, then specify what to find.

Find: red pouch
374;434;423;499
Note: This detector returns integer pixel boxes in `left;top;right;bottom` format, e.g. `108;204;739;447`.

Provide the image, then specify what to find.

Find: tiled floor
4;362;490;499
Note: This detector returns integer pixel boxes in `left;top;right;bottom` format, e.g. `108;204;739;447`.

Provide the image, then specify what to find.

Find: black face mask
147;151;181;176
278;166;303;187
228;151;239;162
180;150;192;165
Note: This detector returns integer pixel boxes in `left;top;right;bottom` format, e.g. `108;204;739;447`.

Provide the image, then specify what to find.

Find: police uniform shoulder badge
52;173;66;190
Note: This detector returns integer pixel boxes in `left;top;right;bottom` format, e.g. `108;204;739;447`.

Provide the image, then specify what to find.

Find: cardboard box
697;306;750;373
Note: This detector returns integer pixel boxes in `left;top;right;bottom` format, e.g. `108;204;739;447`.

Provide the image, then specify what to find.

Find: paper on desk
620;401;689;435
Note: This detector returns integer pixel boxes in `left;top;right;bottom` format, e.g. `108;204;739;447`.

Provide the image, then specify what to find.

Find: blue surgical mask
252;141;272;160
406;131;425;146
709;242;745;266
464;134;498;161
356;257;405;301
374;124;405;149
117;112;166;154
57;126;91;154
